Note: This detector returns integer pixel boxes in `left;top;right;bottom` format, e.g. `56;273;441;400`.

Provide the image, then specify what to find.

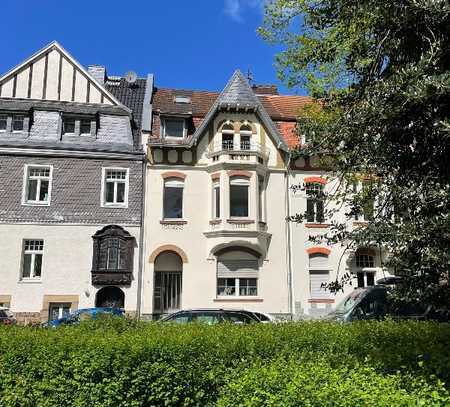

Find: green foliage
0;320;449;406
260;0;450;309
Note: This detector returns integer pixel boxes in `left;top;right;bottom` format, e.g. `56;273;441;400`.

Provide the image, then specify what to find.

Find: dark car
325;285;447;322
0;308;16;325
45;307;124;328
160;309;262;324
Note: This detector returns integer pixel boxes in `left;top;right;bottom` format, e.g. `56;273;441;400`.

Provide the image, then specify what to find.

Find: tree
259;0;450;311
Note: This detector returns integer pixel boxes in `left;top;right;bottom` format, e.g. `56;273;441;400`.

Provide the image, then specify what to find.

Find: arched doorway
95;286;125;308
153;251;183;314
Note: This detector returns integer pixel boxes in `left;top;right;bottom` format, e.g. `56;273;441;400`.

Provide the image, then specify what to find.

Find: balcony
207;140;269;164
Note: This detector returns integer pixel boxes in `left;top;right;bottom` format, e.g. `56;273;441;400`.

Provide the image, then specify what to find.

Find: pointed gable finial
246;68;254;85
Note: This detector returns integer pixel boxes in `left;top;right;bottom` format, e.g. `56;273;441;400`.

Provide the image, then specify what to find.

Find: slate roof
151;71;312;149
105;77;147;149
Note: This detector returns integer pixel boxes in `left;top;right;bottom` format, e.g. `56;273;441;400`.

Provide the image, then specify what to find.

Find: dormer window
174;96;191;104
0;115;6;131
162;118;186;139
62;116;95;136
12;115;24;132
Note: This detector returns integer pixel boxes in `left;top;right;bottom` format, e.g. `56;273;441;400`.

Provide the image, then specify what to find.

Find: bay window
230;177;249;217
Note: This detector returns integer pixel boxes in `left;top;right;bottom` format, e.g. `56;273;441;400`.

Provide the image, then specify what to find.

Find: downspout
285;151;295;320
136;153;147;320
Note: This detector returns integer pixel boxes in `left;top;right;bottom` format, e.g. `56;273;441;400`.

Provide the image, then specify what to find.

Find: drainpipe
285;152;295;320
136;152;147;320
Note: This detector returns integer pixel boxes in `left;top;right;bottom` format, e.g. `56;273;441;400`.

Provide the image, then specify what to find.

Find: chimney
88;65;106;85
252;84;278;95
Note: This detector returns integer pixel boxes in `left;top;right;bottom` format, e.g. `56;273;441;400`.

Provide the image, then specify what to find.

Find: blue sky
1;0;306;95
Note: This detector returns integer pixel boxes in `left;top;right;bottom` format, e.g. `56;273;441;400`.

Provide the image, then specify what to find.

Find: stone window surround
40;295;79;323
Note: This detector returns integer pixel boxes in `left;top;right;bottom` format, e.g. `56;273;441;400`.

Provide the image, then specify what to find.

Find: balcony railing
208;140;269;162
91;271;132;286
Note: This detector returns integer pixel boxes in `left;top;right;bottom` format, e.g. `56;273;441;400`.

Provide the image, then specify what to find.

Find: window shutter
309;271;329;299
217;259;258;278
309;253;329;269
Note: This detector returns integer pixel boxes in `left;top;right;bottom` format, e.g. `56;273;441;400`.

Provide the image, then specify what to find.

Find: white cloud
223;0;265;23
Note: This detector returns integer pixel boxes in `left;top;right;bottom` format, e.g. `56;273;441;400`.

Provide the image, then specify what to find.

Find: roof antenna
246;68;254;85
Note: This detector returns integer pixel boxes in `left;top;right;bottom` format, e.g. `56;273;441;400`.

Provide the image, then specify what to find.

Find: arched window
239;124;252;150
221;123;234;150
91;225;134;285
163;177;184;219
216;248;259;297
309;253;329;299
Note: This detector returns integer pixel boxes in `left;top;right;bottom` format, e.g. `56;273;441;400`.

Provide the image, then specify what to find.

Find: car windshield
335;290;367;314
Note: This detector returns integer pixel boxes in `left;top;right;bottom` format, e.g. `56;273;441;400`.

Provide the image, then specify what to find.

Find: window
357;272;375;288
163;177;184;219
163;118;185;138
217;249;259;297
212;181;220;219
62;117;94;136
306;183;325;223
239;124;252;150
355;249;376;287
102;168;129;207
12;115;24;131
80;119;91;135
258;176;265;221
221;123;234;150
63;118;76;134
48;303;71;321
356;253;374;268
22;239;44;280
230;177;249;217
309;253;329;299
23;165;52;205
0;115;7;131
91;225;135;278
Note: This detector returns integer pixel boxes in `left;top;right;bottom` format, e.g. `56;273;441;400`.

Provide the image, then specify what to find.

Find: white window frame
212;181;220;219
21;239;44;281
258;176;266;222
48;302;72;321
162;117;186;139
163;178;184;220
101;167;129;208
217;277;258;298
22;164;53;206
12;114;24;132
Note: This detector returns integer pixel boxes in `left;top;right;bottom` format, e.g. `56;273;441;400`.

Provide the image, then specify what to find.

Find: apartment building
0;42;148;323
0;42;388;322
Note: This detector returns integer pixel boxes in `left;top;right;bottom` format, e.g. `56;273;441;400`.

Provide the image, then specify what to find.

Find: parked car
160;309;263;324
44;307;124;328
0;307;16;325
325;285;448;322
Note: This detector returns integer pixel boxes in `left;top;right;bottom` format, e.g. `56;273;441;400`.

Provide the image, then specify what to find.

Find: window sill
209;219;222;225
227;219;255;224
308;298;334;304
214;297;263;303
160;219;187;225
22;201;50;207
305;223;330;229
18;279;42;284
353;221;369;227
102;203;128;209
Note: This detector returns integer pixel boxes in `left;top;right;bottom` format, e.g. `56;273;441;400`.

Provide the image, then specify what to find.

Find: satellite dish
125;71;137;84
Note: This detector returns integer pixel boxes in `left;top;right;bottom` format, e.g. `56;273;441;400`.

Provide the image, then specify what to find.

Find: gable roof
189;70;289;152
0;41;128;110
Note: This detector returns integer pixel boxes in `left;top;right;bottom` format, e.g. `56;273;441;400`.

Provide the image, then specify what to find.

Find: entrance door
154;271;182;314
153;251;183;314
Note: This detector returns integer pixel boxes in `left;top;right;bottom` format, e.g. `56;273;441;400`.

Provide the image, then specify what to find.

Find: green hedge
0;319;449;406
